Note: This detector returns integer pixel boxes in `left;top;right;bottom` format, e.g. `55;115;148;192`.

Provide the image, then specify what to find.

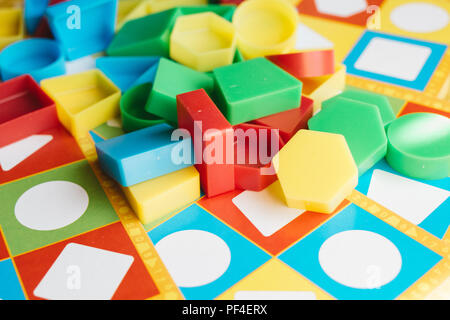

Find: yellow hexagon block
122;166;200;225
273;130;358;213
170;12;236;72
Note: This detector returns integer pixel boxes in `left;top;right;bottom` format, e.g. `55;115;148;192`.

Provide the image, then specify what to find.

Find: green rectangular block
145;58;214;125
106;8;181;57
213;58;302;125
179;5;236;21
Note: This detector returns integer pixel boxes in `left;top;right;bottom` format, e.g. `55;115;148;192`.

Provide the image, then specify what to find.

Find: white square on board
33;243;134;300
367;170;449;225
232;182;305;237
354;37;431;81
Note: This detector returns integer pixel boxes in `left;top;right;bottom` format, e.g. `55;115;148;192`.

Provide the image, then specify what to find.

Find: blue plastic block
96;57;159;92
133;61;159;87
25;0;50;34
96;123;194;187
0;38;65;82
46;0;118;60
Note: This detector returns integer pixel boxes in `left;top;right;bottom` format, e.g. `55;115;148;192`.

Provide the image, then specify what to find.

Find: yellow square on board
41;70;121;138
122;166;200;225
217;259;333;300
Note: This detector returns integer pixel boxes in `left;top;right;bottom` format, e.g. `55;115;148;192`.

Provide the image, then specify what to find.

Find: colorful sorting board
0;0;449;300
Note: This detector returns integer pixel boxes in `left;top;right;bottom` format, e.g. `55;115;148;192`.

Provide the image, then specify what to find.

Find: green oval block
386;112;450;180
308;96;387;176
121;83;165;132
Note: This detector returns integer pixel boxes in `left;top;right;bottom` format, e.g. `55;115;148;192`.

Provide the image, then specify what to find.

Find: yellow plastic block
0;8;24;50
302;64;346;113
273;130;358;214
116;0;151;31
232;0;298;59
122;166;200;225
170;12;236;72
217;259;333;300
148;0;207;13
41;70;121;138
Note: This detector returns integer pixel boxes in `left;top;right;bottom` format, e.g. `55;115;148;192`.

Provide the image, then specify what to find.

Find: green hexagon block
213;58;302;125
145;58;214;125
329;88;396;126
308;96;387;176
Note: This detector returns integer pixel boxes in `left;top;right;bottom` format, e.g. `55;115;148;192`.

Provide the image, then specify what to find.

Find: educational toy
41;70;121;138
120;83;165;133
332;87;396;126
107;8;181;57
266;49;335;79
0;7;24;50
177;88;234;197
170;12;236;72
0;75;58;148
0;0;449;302
0;38;65;82
146;58;214;125
386;112;450;180
251;95;314;143
122;166;200;225
96;123;194;187
308;96;387;176
232;0;298;59
96;56;160;92
213;57;302;125
233;123;284;191
273;130;358;213
46;0;118;60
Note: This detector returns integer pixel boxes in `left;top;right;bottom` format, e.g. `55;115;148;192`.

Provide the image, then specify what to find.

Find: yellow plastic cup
170;12;236;72
232;0;299;59
0;8;24;50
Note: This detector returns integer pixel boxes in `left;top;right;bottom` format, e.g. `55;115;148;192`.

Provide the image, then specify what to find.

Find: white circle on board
155;230;231;288
15;181;89;231
390;3;449;33
318;230;402;289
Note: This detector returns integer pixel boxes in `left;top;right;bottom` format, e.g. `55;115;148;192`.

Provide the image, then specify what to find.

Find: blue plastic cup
0;38;65;83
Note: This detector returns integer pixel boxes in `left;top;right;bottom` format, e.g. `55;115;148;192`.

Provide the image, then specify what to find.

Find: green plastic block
145;58;214;125
330;88;396;126
308;96;387;176
107;8;181;57
179;5;236;21
213;58;302;125
121;83;165;133
386;112;450;180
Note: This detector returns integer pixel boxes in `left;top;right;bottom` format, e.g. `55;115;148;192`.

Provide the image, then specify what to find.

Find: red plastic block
0;75;58;148
233;123;285;191
266;49;335;79
251;96;314;143
177;88;235;197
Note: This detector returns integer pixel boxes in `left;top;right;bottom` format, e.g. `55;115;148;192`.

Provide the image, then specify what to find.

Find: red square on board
0;228;9;261
14;222;160;300
0;123;85;185
198;190;349;255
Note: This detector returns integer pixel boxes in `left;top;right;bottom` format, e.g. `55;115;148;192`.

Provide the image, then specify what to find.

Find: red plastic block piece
266;49;335;79
251;96;314;143
177;88;235;197
233;123;285;191
0;75;58;148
